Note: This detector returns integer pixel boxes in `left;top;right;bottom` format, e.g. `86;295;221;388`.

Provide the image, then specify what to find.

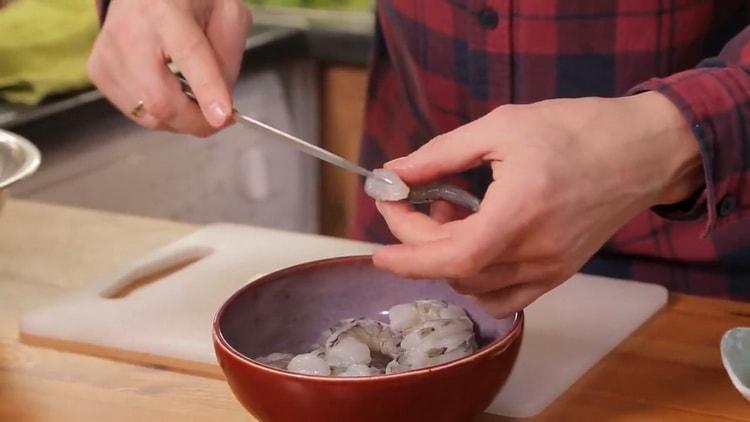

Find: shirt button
718;195;737;217
478;8;499;29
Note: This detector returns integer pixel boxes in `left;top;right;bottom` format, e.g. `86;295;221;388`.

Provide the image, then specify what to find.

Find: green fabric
0;0;97;105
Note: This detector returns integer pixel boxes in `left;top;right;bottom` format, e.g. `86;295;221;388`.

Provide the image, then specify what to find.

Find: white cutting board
19;224;667;418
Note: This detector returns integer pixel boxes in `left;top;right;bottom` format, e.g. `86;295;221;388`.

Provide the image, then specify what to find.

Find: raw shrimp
256;352;294;369
388;300;470;331
408;184;481;213
393;318;477;374
364;168;481;212
364;169;410;201
287;350;331;376
338;363;381;377
325;335;371;368
255;300;479;377
325;318;401;358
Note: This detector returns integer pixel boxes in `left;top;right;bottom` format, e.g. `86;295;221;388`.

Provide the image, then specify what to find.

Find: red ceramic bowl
213;256;523;422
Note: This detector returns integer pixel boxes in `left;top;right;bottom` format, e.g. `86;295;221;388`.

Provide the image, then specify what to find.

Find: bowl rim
0;129;41;189
720;327;750;399
213;255;524;382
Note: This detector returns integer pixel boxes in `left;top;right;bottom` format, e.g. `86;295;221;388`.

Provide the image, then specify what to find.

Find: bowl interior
0;129;41;189
219;257;516;360
721;327;750;397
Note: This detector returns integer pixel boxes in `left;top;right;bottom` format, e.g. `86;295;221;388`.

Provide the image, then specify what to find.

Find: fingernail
206;101;229;127
384;156;410;169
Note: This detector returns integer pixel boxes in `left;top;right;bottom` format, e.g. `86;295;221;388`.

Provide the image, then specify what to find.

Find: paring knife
174;73;482;212
175;75;391;184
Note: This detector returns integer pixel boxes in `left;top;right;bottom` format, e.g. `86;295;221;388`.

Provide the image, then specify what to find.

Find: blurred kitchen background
0;0;375;237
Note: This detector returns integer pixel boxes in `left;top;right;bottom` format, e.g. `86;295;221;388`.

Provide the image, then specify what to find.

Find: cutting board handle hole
100;247;213;299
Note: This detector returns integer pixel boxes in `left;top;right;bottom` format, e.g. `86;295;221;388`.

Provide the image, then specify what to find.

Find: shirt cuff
628;66;749;235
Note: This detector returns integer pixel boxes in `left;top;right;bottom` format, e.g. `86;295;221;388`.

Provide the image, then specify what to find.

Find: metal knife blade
233;113;388;182
175;74;391;184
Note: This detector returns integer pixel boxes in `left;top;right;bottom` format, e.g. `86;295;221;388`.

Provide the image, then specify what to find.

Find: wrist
617;91;704;206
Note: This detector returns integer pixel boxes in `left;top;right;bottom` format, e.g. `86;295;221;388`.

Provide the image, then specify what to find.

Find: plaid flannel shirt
351;0;750;300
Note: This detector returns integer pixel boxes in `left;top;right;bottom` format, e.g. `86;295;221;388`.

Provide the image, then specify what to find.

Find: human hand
374;92;703;317
87;0;251;136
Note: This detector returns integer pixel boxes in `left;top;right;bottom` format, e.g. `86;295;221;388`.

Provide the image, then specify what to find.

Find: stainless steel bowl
0;129;41;210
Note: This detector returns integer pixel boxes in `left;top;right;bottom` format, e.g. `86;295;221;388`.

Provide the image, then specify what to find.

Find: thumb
384;116;495;184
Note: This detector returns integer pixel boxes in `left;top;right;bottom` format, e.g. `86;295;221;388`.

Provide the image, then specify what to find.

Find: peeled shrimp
394;318;477;373
338;363;380;377
325;318;401;359
256;300;478;377
384;302;477;374
388;300;470;331
287;350;331;375
364;169;410;201
256;352;294;369
325;335;372;368
364;168;481;212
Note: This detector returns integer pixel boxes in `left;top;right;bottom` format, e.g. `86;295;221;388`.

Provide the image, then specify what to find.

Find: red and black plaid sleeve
631;26;750;235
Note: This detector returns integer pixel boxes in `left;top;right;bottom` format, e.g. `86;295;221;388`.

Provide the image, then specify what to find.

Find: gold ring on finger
130;100;146;118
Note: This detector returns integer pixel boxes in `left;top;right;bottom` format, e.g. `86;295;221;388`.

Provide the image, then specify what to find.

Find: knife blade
175;74;391;184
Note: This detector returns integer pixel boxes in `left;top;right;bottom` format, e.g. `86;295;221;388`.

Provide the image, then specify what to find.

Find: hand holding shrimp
373;93;703;318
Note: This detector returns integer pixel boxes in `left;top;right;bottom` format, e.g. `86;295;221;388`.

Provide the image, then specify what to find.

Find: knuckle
85;54;102;81
171;32;208;62
448;249;482;278
447;278;473;295
86;40;112;82
430;133;451;149
102;14;125;35
243;5;253;26
143;92;175;123
422;134;449;155
102;14;137;46
232;1;253;26
489;103;520;120
491;103;514;115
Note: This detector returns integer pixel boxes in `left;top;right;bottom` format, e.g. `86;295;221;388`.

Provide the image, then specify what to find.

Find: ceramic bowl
0;129;40;211
213;256;523;422
721;327;750;401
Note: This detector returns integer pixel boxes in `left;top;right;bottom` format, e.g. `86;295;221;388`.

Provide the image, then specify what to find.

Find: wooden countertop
1;198;750;421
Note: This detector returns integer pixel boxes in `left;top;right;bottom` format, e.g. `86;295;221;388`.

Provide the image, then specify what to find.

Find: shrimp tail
408;184;481;213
